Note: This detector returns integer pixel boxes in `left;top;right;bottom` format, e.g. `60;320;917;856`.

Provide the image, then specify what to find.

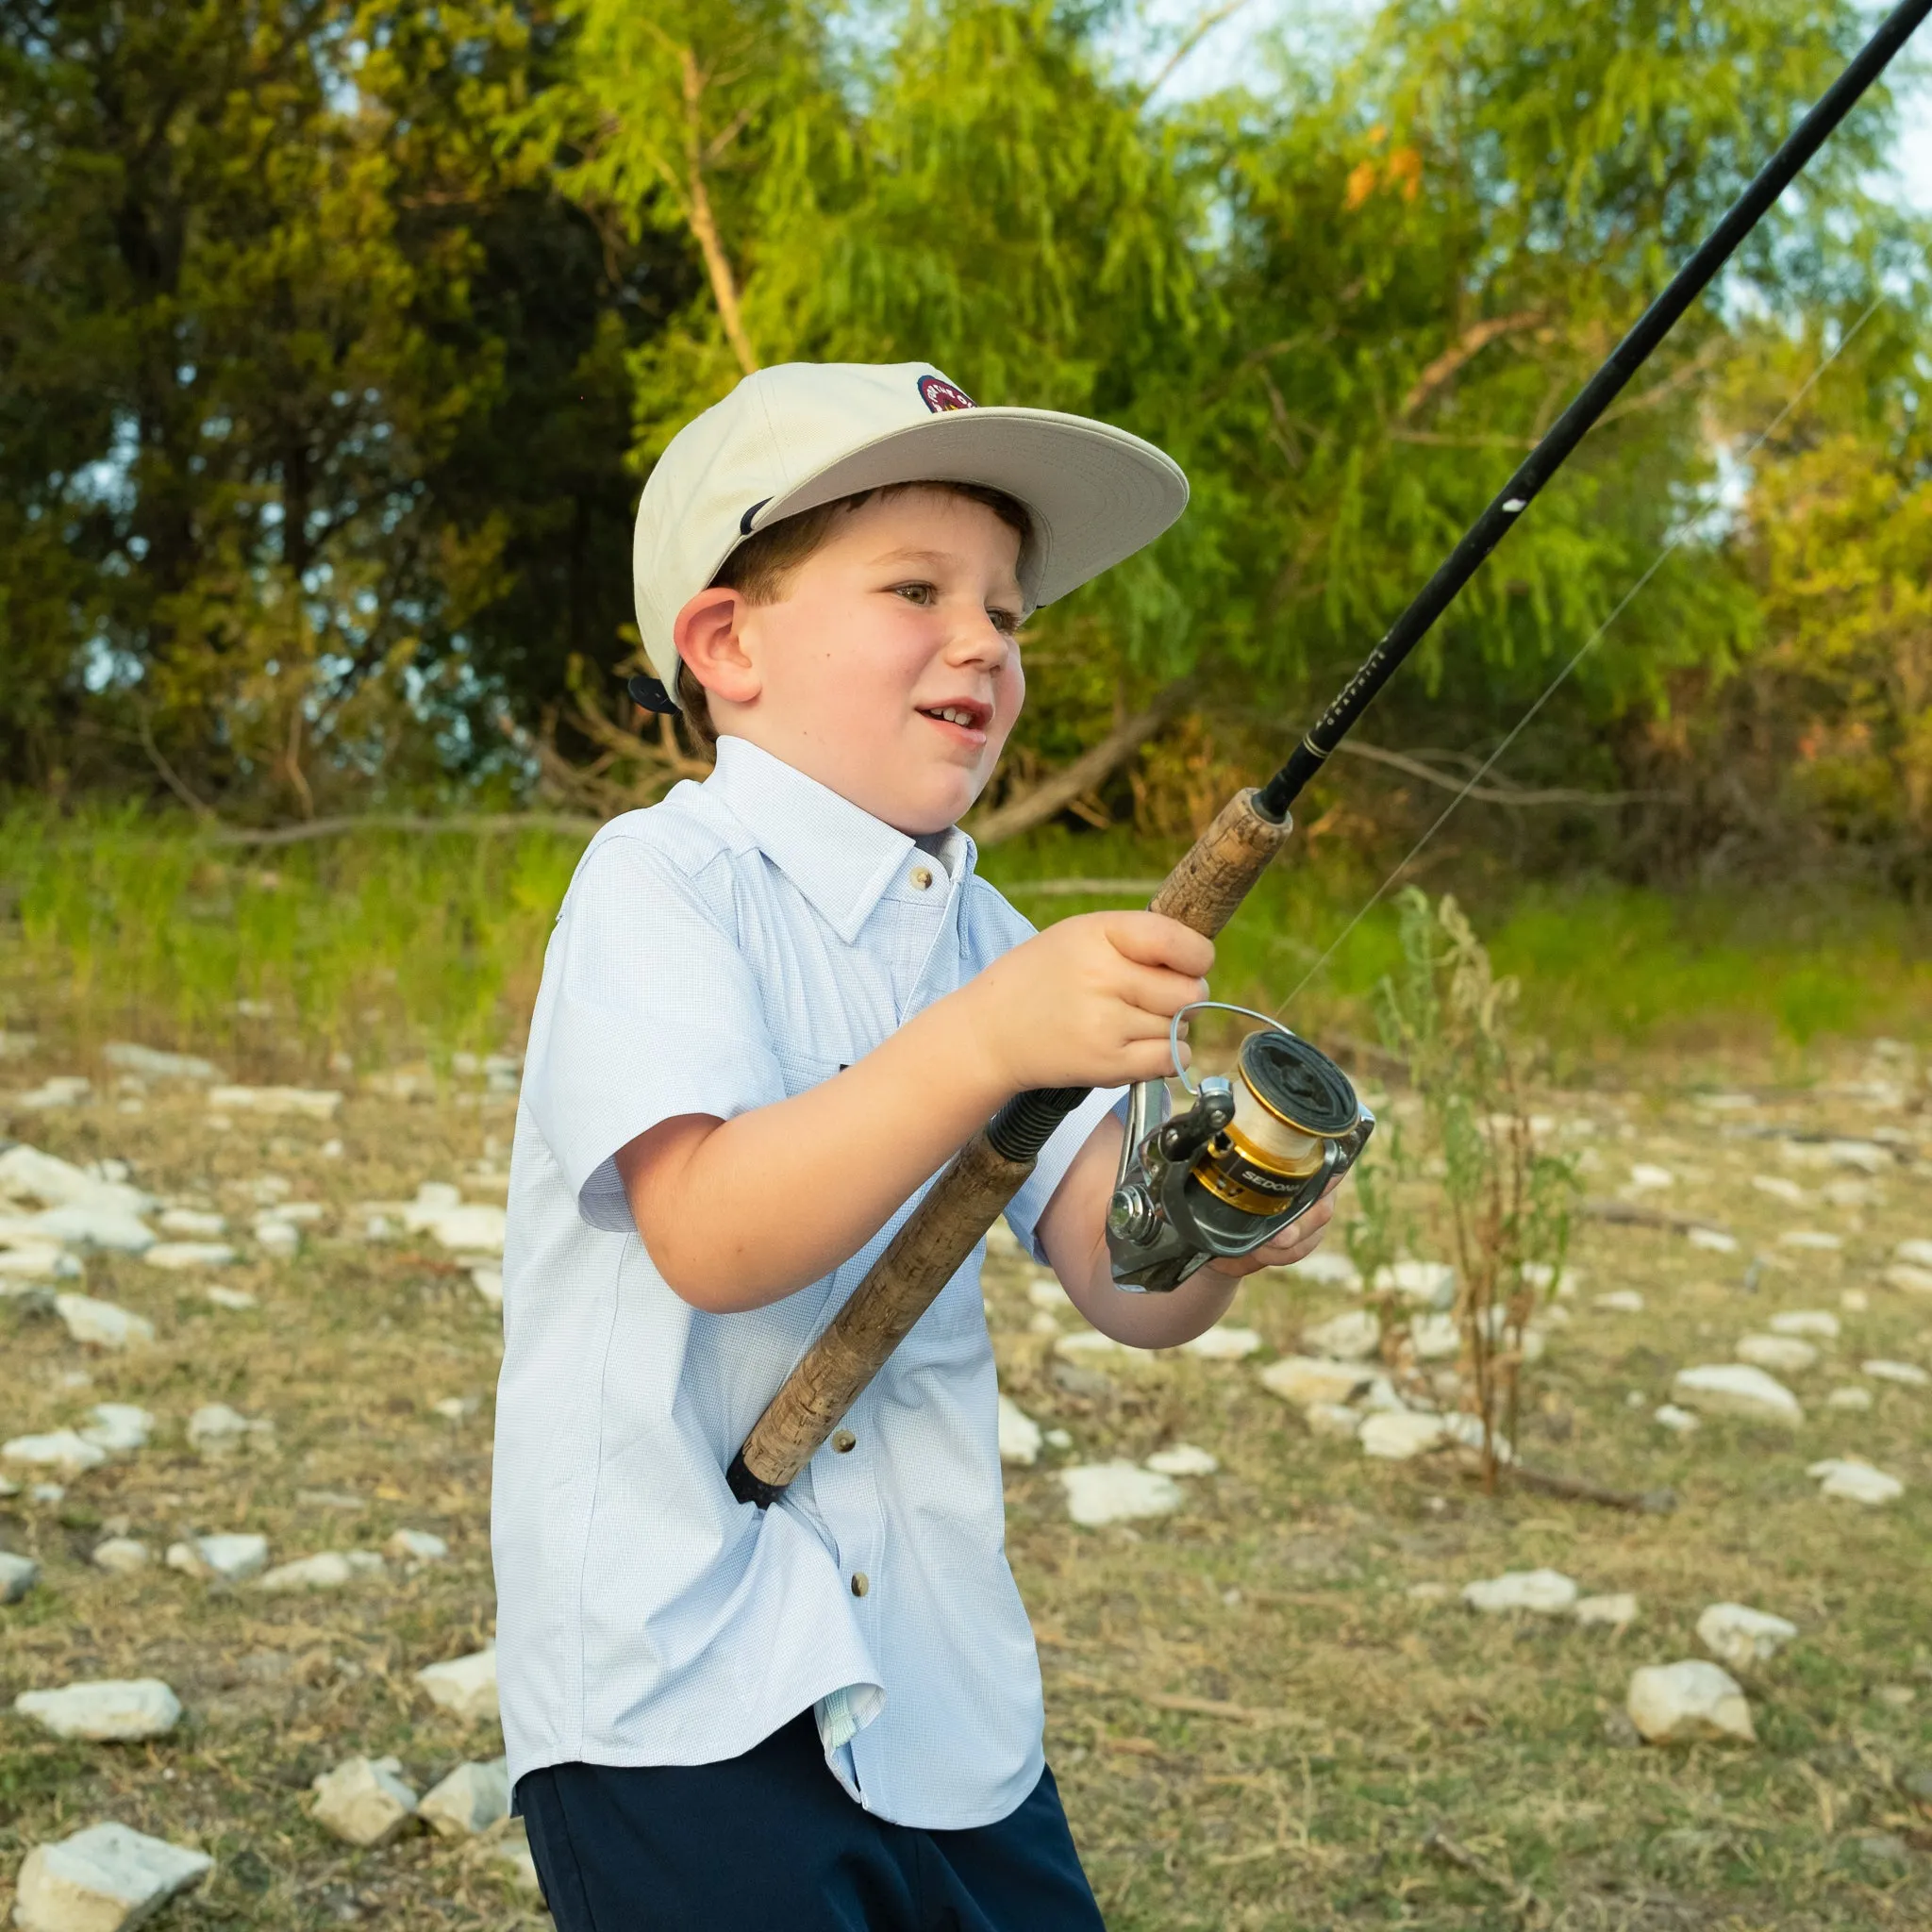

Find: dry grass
2;1040;1929;1928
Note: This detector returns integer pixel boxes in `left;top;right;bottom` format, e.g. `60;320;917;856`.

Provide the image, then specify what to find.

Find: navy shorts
515;1710;1107;1931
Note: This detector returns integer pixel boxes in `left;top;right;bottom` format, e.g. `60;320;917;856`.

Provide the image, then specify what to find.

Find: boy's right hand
963;911;1214;1093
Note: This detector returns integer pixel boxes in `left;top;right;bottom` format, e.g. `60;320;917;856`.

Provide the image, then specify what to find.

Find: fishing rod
725;0;1930;1507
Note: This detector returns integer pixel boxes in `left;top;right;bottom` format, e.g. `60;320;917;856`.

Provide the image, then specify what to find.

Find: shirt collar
706;736;971;944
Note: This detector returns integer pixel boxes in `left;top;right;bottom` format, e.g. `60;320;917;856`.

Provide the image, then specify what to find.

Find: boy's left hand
1202;1175;1342;1281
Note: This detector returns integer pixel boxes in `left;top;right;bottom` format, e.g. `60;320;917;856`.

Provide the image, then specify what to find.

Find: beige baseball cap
630;360;1189;708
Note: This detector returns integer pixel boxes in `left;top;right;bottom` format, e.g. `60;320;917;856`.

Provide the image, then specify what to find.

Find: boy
494;361;1340;1929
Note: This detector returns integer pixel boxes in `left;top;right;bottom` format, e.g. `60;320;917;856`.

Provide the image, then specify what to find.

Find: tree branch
967;678;1196;847
1398;311;1544;423
1335;740;1671;808
679;45;758;376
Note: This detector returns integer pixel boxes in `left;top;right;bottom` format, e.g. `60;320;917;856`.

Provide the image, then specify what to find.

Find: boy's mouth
916;699;991;746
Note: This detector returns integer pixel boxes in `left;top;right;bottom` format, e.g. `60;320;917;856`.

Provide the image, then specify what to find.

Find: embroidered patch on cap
917;374;976;414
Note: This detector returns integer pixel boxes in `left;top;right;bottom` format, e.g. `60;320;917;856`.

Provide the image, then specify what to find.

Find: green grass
4;807;1929;1076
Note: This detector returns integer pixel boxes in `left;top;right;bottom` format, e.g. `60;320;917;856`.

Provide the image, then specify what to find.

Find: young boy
494;361;1340;1929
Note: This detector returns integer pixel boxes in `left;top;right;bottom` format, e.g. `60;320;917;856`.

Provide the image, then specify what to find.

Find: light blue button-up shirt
493;735;1122;1829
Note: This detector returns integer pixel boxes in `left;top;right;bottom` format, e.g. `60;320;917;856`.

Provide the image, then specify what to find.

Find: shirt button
831;1429;857;1454
850;1572;869;1598
909;865;934;891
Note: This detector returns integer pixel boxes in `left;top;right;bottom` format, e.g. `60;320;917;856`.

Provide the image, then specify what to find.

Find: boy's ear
674;586;760;707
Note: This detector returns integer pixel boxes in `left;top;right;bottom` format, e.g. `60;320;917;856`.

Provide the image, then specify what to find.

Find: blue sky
1127;2;1932;211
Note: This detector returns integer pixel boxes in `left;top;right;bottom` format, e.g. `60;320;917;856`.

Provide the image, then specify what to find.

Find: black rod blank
1253;0;1930;824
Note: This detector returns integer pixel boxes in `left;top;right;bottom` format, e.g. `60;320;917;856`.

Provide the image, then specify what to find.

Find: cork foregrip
737;1128;1034;1491
1148;788;1293;937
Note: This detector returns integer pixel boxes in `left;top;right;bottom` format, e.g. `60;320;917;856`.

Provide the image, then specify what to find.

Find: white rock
419;1757;510;1839
1144;1443;1218;1476
103;1042;221;1081
1840;1288;1869;1312
1629;1163;1674;1190
1807;1457;1905;1506
1778;1230;1842;1252
1893;1238;1932;1268
1181;1323;1260;1360
14;1077;91;1108
157;1208;226;1239
416;1647;500;1723
1882;1263;1932;1296
1627;1660;1756;1744
1736;1333;1818;1374
1827;1139;1890;1174
385;1528;449;1563
0;1145;151;1215
32;1204;155;1253
1016;1274;1066;1313
1409;1312;1462;1361
1305;1403;1361;1441
1301;1309;1380;1360
1574;1592;1640;1627
14;1678;182;1741
3;1430;108;1476
54;1295;155;1351
1751;1174;1807;1205
1374;1259;1456;1308
410;1181;462;1212
1653;1404;1701;1433
0;1242;80;1281
1671;1363;1803;1425
1769;1309;1840;1340
253;1216;299;1258
1461;1569;1579;1616
470;1264;503;1307
208;1084;342;1120
1042;1427;1072;1450
79;1404;154;1454
311;1756;420;1847
92;1539;150;1574
1825;1385;1874;1410
1695;1602;1798;1668
1053;1329;1124;1359
262;1201;323;1224
1595;1291;1645;1313
1357;1373;1411;1412
1258;1356;1372;1409
206;1286;258;1310
1359;1411;1449;1460
165;1532;269;1582
1861;1357;1929;1388
258;1550;383;1591
1823;1178;1879;1209
186;1403;269;1450
1291;1251;1360;1291
0;1551;40;1601
13;1821;211;1932
142;1241;234;1271
1058;1461;1184;1527
996;1396;1042;1467
431;1395;478;1422
1688;1227;1740;1254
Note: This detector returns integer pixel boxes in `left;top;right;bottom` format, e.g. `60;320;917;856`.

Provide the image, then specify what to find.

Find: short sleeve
999;1086;1129;1265
525;835;785;1233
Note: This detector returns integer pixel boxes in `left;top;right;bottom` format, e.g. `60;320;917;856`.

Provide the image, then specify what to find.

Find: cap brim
744;408;1188;609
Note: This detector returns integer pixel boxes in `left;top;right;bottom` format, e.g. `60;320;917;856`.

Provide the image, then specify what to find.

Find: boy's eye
988;607;1021;636
890;581;937;606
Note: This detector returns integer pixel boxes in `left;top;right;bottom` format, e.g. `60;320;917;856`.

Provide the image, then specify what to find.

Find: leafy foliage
2;0;1927;883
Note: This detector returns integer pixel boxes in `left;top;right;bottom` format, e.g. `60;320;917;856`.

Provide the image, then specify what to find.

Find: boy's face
679;488;1027;836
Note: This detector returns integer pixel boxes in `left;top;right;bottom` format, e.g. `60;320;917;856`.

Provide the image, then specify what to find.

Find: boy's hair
674;480;1032;750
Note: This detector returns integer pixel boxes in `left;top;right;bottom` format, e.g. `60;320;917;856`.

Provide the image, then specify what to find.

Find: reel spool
1106;1003;1374;1293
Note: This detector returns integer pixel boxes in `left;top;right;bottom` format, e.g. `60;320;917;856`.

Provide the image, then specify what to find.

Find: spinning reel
1106;1004;1375;1293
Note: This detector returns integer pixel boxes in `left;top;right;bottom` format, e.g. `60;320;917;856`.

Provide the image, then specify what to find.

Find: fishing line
1278;291;1887;1010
